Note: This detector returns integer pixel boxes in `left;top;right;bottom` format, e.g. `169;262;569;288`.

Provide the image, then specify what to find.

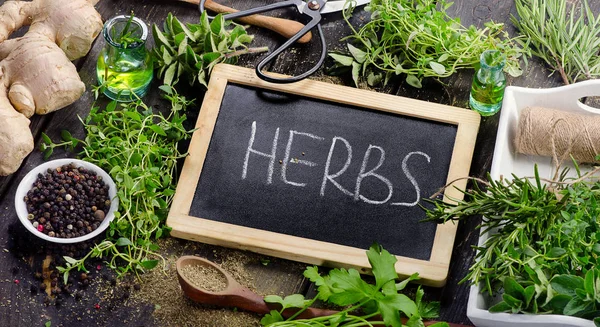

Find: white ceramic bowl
467;80;600;327
15;159;118;244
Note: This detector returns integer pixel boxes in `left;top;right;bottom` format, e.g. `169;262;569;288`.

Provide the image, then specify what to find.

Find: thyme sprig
329;0;527;88
43;85;192;281
512;0;600;84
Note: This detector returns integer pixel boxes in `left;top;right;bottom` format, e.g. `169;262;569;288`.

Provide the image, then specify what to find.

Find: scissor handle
256;22;326;83
199;0;328;84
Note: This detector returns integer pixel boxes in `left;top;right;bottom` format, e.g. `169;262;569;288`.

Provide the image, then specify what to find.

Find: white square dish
466;80;600;327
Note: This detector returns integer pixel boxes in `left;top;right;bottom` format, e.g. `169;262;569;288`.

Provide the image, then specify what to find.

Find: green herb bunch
41;85;192;280
330;0;527;88
260;244;448;327
153;12;268;87
424;164;600;321
512;0;600;85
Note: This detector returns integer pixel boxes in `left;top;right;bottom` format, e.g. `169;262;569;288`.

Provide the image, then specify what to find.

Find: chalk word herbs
241;121;431;206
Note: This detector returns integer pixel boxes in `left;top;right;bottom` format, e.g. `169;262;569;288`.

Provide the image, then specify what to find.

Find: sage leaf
405;74;422;88
348;43;367;63
329;53;354;66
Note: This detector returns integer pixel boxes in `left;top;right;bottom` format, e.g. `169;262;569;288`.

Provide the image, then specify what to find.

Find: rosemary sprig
423;163;600;319
512;0;600;84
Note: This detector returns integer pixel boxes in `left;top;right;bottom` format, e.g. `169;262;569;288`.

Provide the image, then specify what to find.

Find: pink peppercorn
37;224;44;232
14;279;19;284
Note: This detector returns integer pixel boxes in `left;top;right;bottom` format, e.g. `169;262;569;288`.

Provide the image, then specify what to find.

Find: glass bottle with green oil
97;14;153;102
469;50;506;116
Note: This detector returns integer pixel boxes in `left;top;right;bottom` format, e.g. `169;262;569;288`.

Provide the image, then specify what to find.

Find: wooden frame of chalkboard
167;64;480;287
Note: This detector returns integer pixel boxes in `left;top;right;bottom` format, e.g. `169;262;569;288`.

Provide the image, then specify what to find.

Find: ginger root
0;0;103;176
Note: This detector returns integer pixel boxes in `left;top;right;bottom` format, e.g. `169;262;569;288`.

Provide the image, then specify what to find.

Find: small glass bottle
469;50;506;116
96;15;153;102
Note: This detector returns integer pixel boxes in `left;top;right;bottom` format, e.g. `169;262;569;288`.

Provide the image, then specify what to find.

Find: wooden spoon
176;256;472;326
176;256;336;319
177;0;312;43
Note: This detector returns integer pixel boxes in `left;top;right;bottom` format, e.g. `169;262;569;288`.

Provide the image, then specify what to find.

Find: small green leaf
61;130;72;142
45;321;51;327
106;101;117;112
502;293;523;309
130;153;143;165
348;43;367;63
429;61;446;75
406;75;422;88
152;24;173;51
139;260;159;270
367;72;383;86
585;269;595;294
149;125;167;136
329;53;354;66
280;294;308;309
163;64;177;86
488;301;512;313
63;256;78;265
438;54;449;62
41;132;51;145
63;271;69;286
116;238;133;246
351;61;361;87
264;295;284;305
260;310;284;325
44;148;53;160
547;247;567;258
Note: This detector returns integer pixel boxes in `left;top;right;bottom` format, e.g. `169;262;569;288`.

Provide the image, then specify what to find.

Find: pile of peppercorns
24;163;111;239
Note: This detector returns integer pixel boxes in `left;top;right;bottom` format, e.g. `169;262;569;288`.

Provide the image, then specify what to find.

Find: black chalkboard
189;83;457;260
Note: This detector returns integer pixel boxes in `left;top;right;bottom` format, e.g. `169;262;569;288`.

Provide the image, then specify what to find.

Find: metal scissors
199;0;369;83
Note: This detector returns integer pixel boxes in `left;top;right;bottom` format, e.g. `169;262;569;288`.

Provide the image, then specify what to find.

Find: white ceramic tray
467;80;600;327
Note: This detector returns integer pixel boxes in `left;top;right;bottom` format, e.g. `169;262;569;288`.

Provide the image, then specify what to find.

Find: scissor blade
320;0;371;14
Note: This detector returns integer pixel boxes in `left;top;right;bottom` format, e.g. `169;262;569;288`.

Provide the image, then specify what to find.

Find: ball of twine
515;107;600;164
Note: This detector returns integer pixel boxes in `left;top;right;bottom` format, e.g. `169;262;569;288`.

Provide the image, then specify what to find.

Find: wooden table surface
0;0;579;326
